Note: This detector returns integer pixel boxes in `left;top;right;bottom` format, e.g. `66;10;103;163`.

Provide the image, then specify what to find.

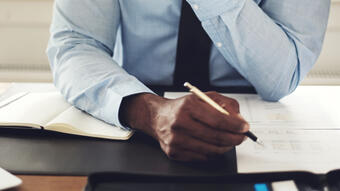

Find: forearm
187;0;330;101
47;0;154;127
205;1;300;100
47;32;153;127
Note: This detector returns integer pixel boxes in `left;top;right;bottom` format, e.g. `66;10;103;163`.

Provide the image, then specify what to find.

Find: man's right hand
120;92;249;161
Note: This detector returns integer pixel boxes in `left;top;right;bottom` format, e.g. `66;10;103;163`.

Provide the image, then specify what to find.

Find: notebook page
0;92;70;127
236;128;340;174
46;106;132;139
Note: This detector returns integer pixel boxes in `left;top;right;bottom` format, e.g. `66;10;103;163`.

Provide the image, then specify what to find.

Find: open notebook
0;92;133;140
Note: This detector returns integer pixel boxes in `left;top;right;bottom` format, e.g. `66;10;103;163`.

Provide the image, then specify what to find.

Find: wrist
119;93;166;137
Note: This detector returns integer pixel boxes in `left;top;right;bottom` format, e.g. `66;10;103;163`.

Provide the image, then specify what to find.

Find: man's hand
120;92;249;161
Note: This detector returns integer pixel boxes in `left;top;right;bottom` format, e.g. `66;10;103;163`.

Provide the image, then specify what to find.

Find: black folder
0;127;236;176
85;170;340;191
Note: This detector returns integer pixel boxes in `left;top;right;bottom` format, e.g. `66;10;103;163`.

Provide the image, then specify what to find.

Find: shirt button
192;4;199;10
216;42;223;48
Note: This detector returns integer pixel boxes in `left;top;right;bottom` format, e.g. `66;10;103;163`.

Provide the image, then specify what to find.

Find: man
47;0;330;161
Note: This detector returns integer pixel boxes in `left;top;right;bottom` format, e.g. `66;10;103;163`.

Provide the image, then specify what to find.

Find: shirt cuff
186;0;247;21
100;76;155;130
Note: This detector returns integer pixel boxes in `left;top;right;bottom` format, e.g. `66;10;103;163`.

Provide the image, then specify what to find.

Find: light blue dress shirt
47;0;330;128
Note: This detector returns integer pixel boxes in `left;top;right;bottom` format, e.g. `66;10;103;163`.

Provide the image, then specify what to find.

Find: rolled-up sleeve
47;0;153;128
187;0;330;101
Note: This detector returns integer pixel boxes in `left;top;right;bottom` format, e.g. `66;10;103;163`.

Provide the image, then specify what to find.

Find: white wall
0;0;53;82
0;0;339;85
304;0;340;85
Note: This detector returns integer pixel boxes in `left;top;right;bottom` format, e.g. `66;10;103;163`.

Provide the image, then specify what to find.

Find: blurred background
0;0;339;85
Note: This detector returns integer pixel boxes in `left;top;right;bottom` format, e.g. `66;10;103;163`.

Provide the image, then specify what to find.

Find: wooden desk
0;83;86;191
9;176;87;191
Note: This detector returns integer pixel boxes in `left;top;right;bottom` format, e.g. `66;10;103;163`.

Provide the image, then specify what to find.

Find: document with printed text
236;128;340;173
165;87;340;173
164;87;340;129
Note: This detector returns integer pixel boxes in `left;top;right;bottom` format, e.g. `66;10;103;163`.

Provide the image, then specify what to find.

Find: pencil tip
256;140;265;147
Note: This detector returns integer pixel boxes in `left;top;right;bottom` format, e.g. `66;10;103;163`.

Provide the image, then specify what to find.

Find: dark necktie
173;2;212;91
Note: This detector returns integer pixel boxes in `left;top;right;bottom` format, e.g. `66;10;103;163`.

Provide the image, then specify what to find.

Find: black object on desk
0;127;236;176
85;173;259;191
85;170;340;191
85;170;337;191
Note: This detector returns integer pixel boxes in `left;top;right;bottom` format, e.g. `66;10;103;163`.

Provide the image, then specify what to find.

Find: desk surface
1;83;340;191
9;176;87;191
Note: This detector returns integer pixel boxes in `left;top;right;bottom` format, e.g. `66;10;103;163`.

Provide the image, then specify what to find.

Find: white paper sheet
271;181;298;191
164;86;340;129
236;128;340;174
235;94;340;129
0;167;22;190
165;87;340;173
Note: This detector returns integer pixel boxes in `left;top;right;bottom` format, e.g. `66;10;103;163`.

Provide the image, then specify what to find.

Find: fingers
159;132;233;161
154;92;250;162
172;93;248;144
205;91;240;114
178;118;246;146
189;98;249;133
160;141;207;161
